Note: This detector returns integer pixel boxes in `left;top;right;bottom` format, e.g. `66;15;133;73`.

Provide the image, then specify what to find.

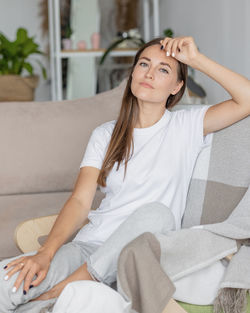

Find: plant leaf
12;58;23;74
0;33;11;46
0;58;8;73
163;28;174;38
16;28;28;44
35;59;47;80
22;39;39;57
0;34;18;57
0;28;47;78
99;38;129;65
23;62;33;75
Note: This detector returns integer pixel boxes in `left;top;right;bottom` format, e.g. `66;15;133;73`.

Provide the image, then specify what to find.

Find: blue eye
160;68;169;74
139;62;148;67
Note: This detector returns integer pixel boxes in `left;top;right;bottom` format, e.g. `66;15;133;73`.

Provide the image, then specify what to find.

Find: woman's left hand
160;36;200;66
31;279;68;301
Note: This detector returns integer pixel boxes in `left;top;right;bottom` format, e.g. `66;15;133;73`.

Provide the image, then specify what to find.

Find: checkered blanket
116;107;250;313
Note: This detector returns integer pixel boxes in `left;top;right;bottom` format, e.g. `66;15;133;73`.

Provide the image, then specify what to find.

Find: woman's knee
129;202;176;231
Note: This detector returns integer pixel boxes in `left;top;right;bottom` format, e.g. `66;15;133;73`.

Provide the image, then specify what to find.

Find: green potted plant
163;28;174;38
0;27;47;101
62;24;73;50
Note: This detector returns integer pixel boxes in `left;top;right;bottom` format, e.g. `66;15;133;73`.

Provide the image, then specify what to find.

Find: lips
139;82;154;89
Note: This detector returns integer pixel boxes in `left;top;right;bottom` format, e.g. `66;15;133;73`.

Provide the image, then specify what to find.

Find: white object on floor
52;281;131;313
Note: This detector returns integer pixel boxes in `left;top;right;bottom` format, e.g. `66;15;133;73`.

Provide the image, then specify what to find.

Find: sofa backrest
1;82;249;228
0;81;125;195
172;104;250;228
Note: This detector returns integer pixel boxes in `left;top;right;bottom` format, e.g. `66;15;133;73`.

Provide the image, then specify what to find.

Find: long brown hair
97;37;187;187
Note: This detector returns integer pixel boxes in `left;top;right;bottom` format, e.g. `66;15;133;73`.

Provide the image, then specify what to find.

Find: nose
145;67;154;79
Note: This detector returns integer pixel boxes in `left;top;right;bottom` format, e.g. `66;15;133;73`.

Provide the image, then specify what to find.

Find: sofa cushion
0;190;104;259
0;81;125;195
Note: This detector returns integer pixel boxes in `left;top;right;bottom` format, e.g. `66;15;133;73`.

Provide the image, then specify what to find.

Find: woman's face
131;45;183;105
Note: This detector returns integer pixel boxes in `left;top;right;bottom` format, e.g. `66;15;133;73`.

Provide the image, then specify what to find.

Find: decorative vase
77;40;87;50
62;38;72;50
91;32;100;49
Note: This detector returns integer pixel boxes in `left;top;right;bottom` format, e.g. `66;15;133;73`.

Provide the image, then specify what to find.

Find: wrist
37;246;56;261
189;52;208;71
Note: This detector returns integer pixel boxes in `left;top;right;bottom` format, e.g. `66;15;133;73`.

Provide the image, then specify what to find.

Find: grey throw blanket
203;185;250;313
117;186;250;313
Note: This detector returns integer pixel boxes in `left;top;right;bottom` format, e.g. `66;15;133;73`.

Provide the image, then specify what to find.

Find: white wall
0;0;50;101
159;0;250;104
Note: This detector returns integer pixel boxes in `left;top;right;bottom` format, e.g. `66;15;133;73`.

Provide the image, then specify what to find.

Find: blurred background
0;0;249;104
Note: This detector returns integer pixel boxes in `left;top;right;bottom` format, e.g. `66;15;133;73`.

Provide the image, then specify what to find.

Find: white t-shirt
73;105;213;245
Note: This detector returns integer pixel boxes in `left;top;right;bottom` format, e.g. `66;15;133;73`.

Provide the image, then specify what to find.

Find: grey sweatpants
86;202;176;286
0;241;99;313
0;202;175;313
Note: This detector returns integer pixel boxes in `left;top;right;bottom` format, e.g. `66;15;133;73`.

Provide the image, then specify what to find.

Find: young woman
0;36;249;313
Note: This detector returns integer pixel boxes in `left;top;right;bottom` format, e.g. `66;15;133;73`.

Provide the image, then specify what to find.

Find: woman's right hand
3;249;53;294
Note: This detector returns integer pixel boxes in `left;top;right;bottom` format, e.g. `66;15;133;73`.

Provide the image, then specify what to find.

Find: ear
171;80;184;95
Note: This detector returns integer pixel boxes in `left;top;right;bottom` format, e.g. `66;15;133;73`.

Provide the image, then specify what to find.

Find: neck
135;100;166;128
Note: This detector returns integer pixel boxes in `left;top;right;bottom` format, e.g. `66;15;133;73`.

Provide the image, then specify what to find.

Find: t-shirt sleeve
184;104;214;150
79;126;111;170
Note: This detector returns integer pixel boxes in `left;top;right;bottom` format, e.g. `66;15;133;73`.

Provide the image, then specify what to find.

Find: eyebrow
139;57;172;70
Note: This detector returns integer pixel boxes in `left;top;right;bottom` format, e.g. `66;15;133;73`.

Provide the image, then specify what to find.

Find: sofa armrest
14;213;90;253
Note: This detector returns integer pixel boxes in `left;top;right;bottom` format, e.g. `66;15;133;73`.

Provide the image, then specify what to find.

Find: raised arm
161;36;250;135
4;166;100;293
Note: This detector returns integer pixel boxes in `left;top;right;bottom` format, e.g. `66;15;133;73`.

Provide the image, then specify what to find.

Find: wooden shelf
49;0;160;100
59;48;138;58
61;48;138;53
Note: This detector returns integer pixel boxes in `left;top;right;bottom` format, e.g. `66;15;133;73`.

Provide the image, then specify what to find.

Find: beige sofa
0;81;127;259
